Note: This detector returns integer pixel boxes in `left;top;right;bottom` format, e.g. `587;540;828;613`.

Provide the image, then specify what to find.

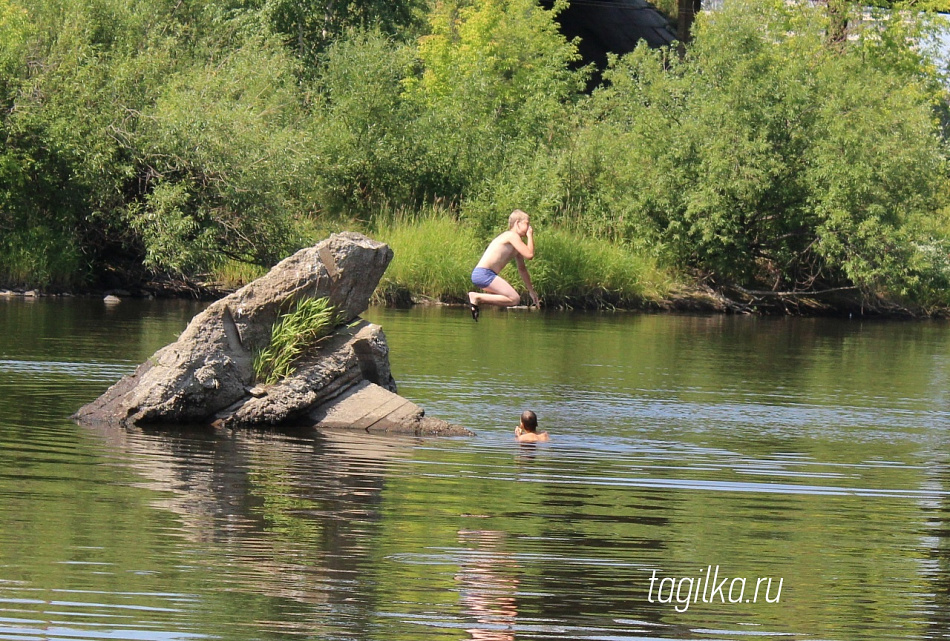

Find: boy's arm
506;230;534;260
516;256;540;307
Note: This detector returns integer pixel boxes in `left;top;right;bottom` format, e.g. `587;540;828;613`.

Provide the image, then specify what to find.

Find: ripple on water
0;358;135;382
0;584;207;641
3;304;950;641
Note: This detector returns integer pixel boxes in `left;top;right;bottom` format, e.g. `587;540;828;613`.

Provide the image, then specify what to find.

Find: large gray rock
73;232;472;436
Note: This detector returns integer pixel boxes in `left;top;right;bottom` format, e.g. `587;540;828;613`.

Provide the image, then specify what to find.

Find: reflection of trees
924;455;950;640
531;485;672;629
83;422;410;635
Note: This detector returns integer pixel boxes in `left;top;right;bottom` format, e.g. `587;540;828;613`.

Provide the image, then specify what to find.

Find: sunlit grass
373;211;481;304
373;211;679;308
215;208;680;310
253;296;342;385
526;228;677;308
210;259;269;290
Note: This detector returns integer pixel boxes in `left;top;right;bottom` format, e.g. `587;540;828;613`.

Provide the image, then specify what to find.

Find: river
1;297;949;640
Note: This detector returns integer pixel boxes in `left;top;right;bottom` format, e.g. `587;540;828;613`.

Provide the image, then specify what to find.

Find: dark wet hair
520;410;538;432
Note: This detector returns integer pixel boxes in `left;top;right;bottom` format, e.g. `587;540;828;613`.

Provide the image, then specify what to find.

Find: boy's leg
470;276;520;308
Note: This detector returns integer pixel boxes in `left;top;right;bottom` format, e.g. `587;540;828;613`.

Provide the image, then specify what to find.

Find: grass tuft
253;297;342;385
211;259;269;290
0;228;84;290
527;228;676;308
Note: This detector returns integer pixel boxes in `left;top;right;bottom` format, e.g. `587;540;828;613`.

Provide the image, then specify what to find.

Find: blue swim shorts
471;267;498;289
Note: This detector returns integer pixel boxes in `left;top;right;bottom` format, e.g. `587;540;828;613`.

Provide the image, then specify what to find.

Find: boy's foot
467;294;479;322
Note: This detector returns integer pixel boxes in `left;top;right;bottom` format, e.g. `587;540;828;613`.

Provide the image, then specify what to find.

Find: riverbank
0;278;230;302
3;278;942;319
3;219;945;318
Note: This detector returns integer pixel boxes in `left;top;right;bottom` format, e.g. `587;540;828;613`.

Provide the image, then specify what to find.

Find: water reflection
3;300;950;640
0;419;427;640
456;530;518;641
85;422;415;598
920;453;950;641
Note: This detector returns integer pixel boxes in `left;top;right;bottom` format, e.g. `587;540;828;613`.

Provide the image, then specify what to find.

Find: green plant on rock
253;296;343;385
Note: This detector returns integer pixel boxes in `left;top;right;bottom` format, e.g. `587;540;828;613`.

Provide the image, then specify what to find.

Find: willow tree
572;0;950;304
258;0;425;68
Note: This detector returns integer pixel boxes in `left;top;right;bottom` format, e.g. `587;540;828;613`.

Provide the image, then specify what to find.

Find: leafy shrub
307;30;422;216
130;36;312;274
571;0;949;300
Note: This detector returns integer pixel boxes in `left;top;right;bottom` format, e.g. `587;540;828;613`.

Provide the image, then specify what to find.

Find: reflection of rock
81;419;411;618
73;232;472;436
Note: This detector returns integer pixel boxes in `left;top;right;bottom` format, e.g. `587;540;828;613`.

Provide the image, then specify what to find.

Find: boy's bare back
515;410;549;442
515;429;550;443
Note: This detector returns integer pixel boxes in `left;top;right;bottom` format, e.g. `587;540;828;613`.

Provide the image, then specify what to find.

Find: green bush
0;225;83;288
257;0;425;69
307;0;586;219
571;0;949;302
307;30;423;216
130;36;311;274
403;0;585;215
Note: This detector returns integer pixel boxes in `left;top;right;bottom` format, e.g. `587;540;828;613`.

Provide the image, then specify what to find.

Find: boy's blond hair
508;209;529;230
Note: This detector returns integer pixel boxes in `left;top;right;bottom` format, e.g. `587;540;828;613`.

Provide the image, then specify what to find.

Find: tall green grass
0;228;84;290
373;213;678;308
253;297;342;385
217;209;679;310
526;228;676;308
373;212;481;304
211;259;269;291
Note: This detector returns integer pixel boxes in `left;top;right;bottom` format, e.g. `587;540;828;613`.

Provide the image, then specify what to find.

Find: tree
129;37;314;274
403;0;586;228
258;0;425;68
573;0;949;301
4;0;320;282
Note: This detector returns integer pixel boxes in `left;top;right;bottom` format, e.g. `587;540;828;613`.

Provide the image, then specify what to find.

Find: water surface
1;297;948;640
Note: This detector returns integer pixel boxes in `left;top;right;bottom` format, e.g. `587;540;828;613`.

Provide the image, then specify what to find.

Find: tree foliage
129;36;312;274
2;0;950;311
570;0;949;302
306;0;586;229
257;0;426;68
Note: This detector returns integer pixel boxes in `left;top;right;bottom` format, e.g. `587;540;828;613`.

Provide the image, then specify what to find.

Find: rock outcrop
73;232;472;436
